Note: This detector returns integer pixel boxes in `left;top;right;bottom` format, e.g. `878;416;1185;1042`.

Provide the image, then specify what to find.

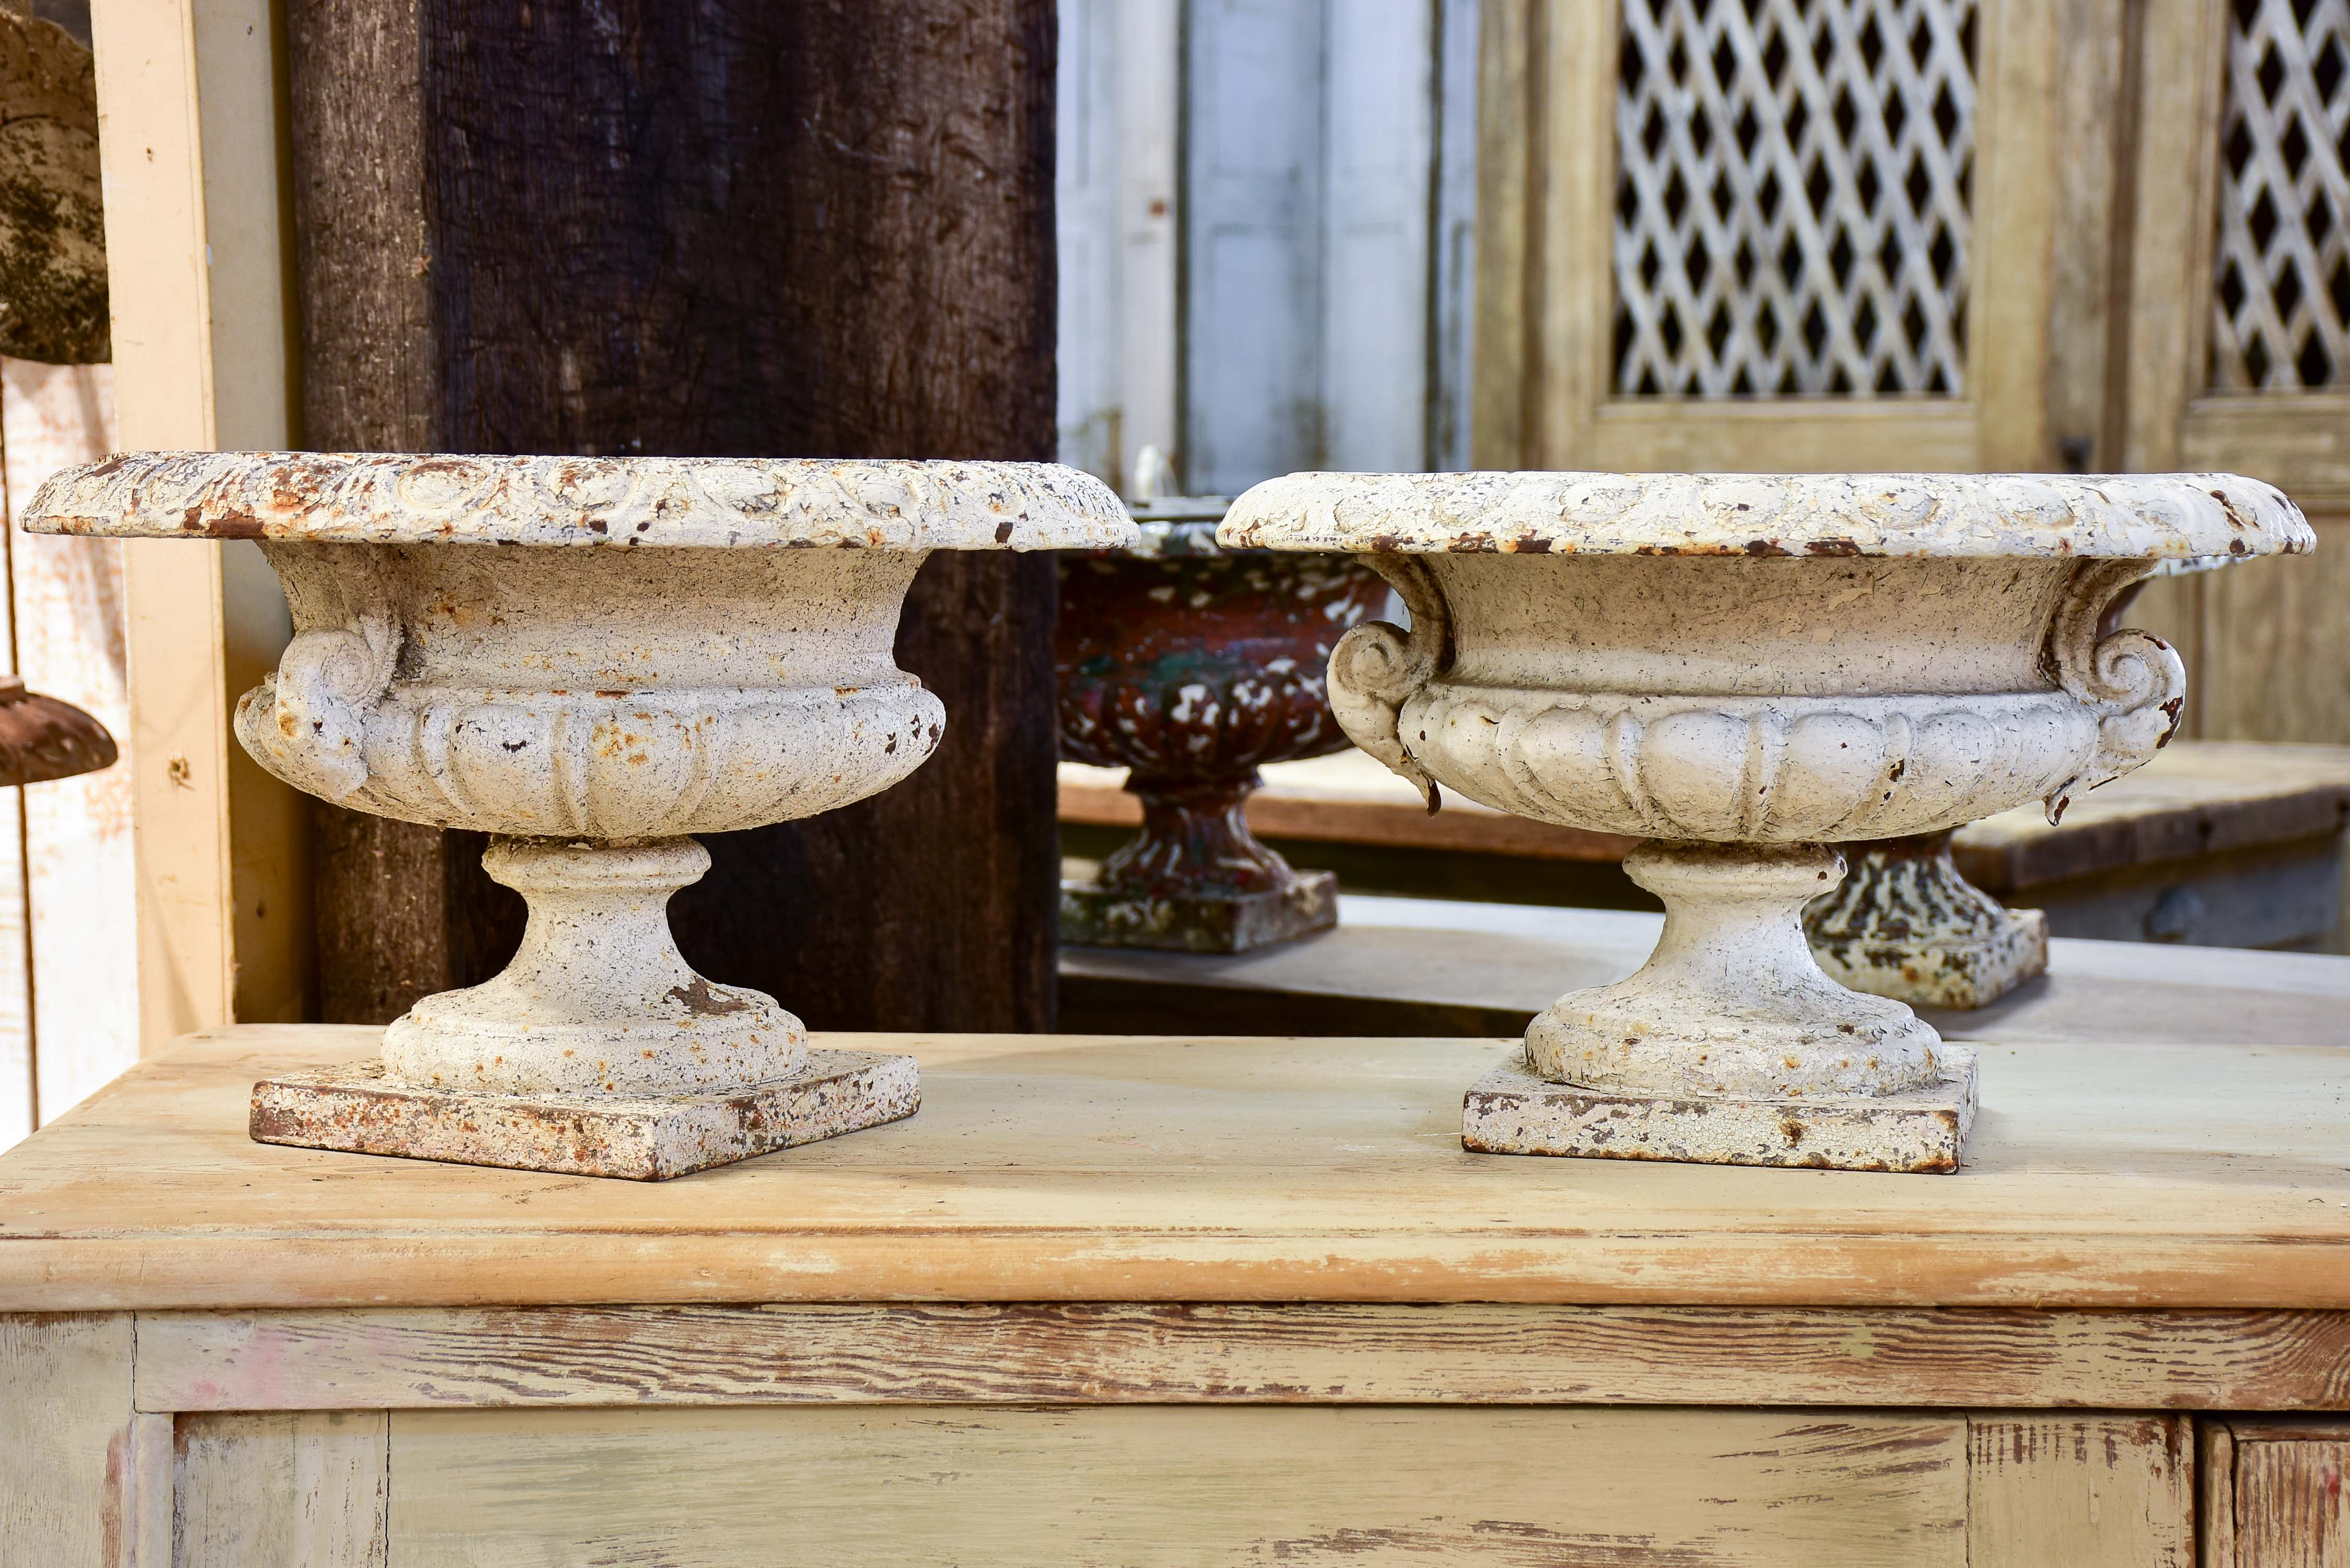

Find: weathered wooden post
286;0;1062;1032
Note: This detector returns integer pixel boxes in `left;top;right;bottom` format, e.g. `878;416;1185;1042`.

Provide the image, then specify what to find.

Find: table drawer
164;1405;2187;1567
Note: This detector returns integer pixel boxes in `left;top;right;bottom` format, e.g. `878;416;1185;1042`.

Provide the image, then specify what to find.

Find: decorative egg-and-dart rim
18;451;1137;551
1219;470;2314;560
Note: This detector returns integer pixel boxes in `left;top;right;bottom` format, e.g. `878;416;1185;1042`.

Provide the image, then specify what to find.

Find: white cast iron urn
25;451;1132;1178
1222;471;2313;1173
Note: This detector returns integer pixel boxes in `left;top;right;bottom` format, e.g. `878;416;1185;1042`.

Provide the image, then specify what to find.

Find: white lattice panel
2212;0;2350;391
1612;0;1976;398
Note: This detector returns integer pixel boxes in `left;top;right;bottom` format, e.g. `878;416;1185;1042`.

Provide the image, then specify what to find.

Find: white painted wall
0;361;137;1151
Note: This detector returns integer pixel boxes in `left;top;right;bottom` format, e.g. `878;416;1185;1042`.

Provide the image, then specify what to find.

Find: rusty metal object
0;7;107;363
1057;505;1389;952
1805;831;2049;1010
0;671;113;787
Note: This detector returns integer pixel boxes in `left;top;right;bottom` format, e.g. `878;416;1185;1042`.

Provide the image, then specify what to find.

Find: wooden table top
1062;740;2350;889
4;1020;2348;1313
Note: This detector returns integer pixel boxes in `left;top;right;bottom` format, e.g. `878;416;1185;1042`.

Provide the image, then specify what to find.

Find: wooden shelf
1061;741;2350;888
4;1019;2349;1313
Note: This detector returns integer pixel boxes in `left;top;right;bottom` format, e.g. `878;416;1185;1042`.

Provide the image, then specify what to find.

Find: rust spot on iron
667;977;751;1016
1744;538;1791;557
1804;537;1862;556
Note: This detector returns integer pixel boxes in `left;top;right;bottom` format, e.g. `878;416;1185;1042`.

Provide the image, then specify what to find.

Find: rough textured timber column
287;0;1061;1031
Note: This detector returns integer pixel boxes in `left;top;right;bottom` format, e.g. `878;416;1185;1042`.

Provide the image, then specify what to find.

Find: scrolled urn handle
2042;559;2186;822
237;615;400;802
1326;554;1453;811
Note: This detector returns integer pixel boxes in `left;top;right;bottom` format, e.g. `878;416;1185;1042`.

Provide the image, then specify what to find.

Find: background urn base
1806;831;2050;1009
250;1050;919;1181
1059;870;1338;954
1462;1048;1978;1173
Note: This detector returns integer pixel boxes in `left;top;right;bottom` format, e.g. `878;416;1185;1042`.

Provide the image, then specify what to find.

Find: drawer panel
382;1405;1967;1566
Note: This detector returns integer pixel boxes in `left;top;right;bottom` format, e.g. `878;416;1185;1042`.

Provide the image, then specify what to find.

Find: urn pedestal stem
382;837;807;1098
1489;840;1979;1172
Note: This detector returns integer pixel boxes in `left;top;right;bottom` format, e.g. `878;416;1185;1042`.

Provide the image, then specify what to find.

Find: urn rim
1219;470;2312;561
21;451;1137;552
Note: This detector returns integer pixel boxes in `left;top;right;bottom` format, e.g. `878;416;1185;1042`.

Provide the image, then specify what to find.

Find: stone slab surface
1061;871;1338;953
1462;1048;1979;1174
250;1048;919;1181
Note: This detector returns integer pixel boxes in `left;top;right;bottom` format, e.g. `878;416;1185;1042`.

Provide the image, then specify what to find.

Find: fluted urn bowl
1223;470;2313;1171
26;452;1131;1108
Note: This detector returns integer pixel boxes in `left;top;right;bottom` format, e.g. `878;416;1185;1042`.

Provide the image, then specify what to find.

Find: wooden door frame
2123;0;2350;504
90;0;312;1046
1475;0;2065;474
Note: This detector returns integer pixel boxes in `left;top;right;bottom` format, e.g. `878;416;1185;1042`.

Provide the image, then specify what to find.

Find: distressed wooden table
1066;740;2350;949
6;1022;2349;1564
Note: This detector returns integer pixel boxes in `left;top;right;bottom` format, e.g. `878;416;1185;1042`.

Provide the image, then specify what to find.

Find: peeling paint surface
21;451;1135;551
252;1048;919;1182
1220;470;2313;559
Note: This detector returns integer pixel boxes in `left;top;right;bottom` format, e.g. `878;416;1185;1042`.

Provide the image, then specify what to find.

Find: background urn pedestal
1058;774;1339;953
1223;469;2315;1175
1056;510;1384;954
1805;831;2049;1010
26;451;1131;1179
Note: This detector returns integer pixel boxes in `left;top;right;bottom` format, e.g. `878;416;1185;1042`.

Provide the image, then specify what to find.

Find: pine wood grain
385;1405;1971;1566
130;1304;2350;1414
173;1411;388;1568
4;1024;2350;1312
1966;1416;2192;1567
2226;1429;2350;1566
0;1311;133;1565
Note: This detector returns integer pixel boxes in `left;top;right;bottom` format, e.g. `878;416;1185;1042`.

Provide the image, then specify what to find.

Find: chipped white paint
1220;469;2311;559
1226;469;2314;1171
23;451;1133;1175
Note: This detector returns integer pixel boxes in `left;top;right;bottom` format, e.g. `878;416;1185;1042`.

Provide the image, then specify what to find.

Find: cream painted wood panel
0;1311;134;1565
1967;1417;2192;1567
130;1303;2350;1415
3;359;136;1137
89;0;310;1051
2203;1419;2350;1567
174;1411;388;1568
386;1405;1969;1566
7;1025;2350;1311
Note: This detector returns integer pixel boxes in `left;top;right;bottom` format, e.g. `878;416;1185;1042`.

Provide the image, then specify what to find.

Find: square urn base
1060;871;1339;953
250;1048;920;1181
1461;1048;1979;1174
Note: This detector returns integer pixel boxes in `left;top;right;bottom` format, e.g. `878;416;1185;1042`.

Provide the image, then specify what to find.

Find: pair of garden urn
25;455;2310;1178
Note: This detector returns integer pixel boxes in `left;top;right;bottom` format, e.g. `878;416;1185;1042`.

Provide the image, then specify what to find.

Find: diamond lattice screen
1612;0;1977;398
2213;0;2350;391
